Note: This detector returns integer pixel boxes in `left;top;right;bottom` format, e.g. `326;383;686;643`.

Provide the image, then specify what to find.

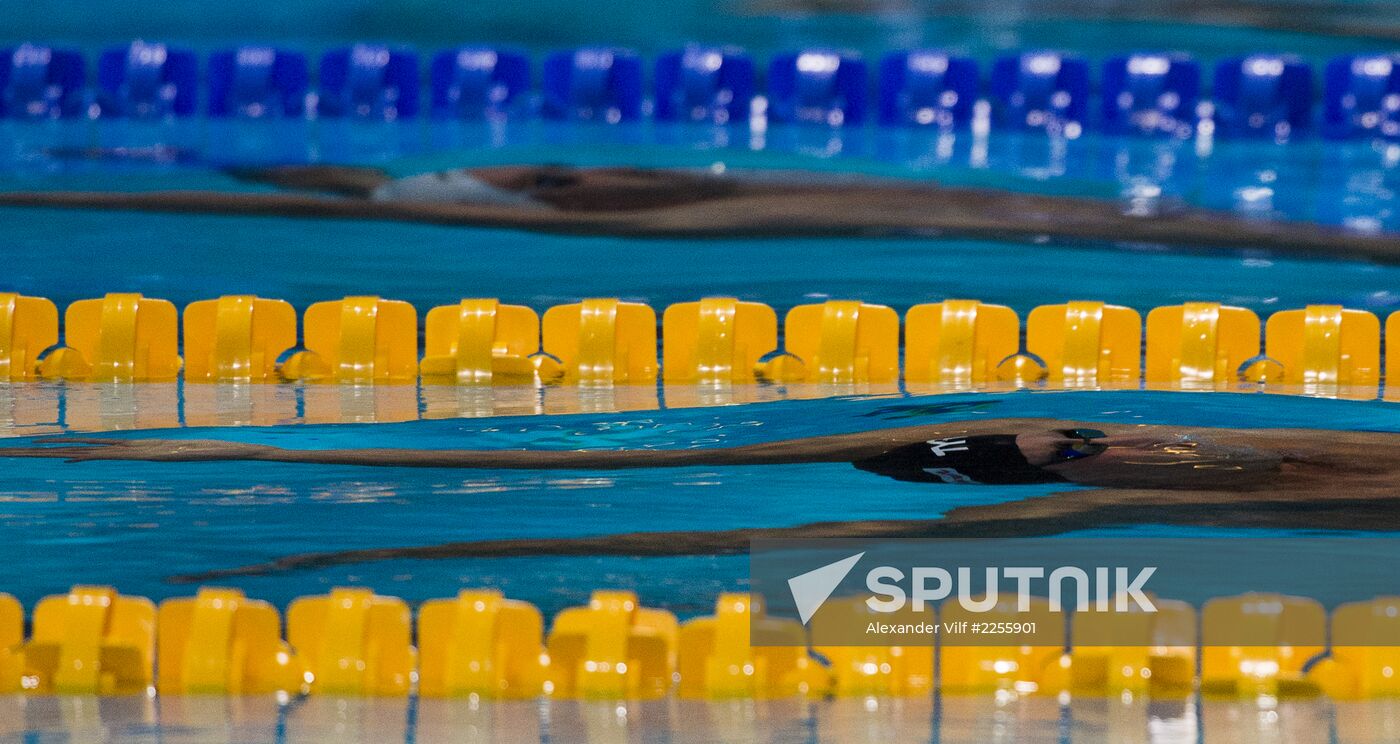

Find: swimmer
8;417;1389;580
1;164;1396;262
0;416;1326;489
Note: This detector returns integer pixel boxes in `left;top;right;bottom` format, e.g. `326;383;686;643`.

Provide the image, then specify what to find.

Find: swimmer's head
1017;429;1281;489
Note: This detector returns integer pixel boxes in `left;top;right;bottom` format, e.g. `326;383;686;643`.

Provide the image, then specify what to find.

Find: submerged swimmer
2;418;1283;490
8;416;1394;580
1;164;1397;262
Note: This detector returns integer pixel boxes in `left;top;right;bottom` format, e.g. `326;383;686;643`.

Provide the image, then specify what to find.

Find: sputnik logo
787;552;864;624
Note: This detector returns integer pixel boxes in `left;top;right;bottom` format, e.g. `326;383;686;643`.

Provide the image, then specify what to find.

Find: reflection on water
0;381;914;436
3;379;1397;438
1;692;1396;743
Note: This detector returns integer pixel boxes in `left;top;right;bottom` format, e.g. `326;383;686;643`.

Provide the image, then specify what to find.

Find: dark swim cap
852;435;1066;485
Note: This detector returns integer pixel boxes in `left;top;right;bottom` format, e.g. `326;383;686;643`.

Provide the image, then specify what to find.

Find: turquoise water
0;136;1398;616
1;69;1399;631
1;389;1397;614
3;0;1396;60
2;135;1400;311
3;5;1400;742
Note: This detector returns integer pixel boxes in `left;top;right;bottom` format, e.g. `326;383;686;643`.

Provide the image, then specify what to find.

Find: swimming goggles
1052;428;1109;463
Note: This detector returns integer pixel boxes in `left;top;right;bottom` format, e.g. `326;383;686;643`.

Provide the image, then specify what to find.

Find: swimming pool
4;1;1400;741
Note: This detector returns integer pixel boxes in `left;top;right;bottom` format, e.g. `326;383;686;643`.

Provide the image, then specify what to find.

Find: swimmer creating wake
1;164;1397;262
4;417;1396;581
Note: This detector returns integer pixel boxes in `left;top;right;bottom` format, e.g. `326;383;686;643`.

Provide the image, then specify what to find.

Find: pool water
5;3;1400;741
5;130;1400;744
3;138;1400;314
0;388;1397;614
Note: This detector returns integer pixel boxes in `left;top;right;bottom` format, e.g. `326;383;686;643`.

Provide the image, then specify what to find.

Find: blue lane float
317;44;420;120
877;50;979;129
1323;54;1400;141
429;47;531;120
766;50;867;127
1100;53;1200;138
653;46;753;125
5;39;1400;143
541;47;644;122
0;44;85;120
96;41;199;119
989;51;1090;133
1211;54;1314;140
207;46;309;119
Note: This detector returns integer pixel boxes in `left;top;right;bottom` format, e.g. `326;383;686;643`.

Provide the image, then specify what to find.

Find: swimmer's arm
0;435;866;468
0;425;1001;468
0;437;703;467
